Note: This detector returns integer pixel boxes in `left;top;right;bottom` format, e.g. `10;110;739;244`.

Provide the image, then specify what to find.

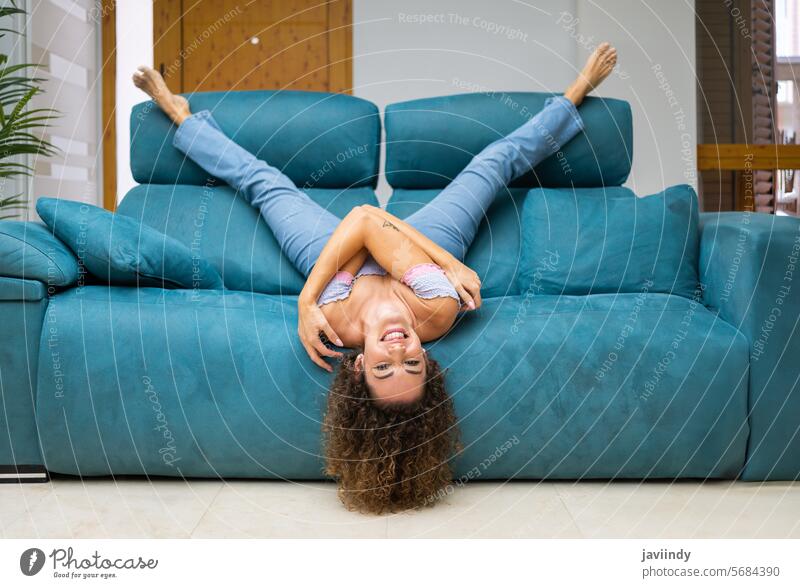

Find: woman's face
357;312;427;405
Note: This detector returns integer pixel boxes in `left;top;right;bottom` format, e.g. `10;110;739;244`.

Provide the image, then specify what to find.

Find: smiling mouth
380;327;409;342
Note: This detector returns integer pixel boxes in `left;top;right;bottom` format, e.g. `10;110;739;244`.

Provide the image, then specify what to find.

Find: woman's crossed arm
297;206;481;370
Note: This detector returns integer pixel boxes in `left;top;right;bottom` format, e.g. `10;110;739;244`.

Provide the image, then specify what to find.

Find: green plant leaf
0;192;27;220
0;2;60;218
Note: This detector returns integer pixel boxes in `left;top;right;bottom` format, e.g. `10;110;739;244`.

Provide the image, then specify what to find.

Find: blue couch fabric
37;198;224;290
519;185;700;299
1;90;797;481
35;288;748;479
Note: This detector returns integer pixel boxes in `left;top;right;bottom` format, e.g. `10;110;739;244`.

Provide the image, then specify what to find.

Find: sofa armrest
0;276;47;301
0;275;49;480
699;211;800;479
0;221;81;289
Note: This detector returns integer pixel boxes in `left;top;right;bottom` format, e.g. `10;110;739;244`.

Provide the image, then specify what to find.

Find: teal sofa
1;90;798;484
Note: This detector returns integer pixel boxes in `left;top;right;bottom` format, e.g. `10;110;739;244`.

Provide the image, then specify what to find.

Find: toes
597;43;615;57
590;42;614;66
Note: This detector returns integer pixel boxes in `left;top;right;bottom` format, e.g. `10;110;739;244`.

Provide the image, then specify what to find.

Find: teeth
383;331;405;341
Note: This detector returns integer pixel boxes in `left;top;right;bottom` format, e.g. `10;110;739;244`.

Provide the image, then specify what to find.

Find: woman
133;43;617;512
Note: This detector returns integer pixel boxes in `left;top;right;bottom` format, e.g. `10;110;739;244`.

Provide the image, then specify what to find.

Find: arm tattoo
382;220;400;231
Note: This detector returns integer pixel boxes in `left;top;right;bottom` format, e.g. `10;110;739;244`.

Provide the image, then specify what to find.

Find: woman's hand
297;301;343;372
444;259;482;311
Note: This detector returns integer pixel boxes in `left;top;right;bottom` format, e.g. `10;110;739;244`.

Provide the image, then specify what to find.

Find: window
775;0;799;214
776;0;799;62
778;80;795;104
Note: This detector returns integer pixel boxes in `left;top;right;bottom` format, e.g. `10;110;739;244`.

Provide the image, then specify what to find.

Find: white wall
115;0;153;202
574;0;697;195
353;0;697;198
353;0;579;109
114;1;696;201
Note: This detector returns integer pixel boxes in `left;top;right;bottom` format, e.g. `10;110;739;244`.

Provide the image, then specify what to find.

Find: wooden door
153;0;352;94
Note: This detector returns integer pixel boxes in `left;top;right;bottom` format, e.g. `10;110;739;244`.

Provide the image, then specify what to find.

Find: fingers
313;337;342;359
456;285;476;310
300;324;343;372
463;286;482;310
445;266;478;311
471;286;482;309
460;270;482;310
322;323;344;348
300;330;342;372
302;340;333;372
472;271;482;306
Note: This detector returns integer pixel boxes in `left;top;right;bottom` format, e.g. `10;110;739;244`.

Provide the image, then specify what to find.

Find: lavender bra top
317;255;460;306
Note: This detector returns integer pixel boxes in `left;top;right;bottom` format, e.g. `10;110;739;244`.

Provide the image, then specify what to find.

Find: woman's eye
375;364;390;371
405;360;420;366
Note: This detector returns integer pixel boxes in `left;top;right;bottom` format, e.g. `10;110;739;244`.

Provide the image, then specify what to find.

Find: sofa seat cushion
35;286;327;478
117;184;379;295
36;287;748;480
387;187;535;298
431;293;748;478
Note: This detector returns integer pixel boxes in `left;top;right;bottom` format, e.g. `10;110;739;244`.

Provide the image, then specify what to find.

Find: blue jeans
172;96;584;276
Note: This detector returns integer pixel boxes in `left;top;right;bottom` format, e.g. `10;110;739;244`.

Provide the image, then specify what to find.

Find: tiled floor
2;478;799;539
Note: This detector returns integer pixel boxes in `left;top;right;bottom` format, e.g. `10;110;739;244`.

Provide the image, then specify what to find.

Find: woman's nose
387;343;407;356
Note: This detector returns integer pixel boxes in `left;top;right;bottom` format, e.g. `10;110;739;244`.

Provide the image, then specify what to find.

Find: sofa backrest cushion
37;198;224;290
518;185;700;299
130;90;380;188
117;184;379;295
387;187;530;298
384;92;632;189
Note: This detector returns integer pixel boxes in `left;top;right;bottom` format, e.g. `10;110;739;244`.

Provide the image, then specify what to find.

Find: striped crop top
317;255;460;306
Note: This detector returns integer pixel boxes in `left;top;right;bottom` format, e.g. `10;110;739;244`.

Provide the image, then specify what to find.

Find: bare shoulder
320;298;364;347
399;288;460;342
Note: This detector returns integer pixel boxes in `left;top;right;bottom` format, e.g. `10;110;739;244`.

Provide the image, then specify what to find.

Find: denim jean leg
404;95;585;261
172;110;341;276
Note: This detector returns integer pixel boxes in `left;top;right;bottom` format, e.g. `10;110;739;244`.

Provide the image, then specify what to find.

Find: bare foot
132;66;191;125
564;42;618;106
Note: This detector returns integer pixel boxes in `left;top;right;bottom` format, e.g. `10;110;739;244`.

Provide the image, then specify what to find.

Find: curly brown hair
322;351;460;514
